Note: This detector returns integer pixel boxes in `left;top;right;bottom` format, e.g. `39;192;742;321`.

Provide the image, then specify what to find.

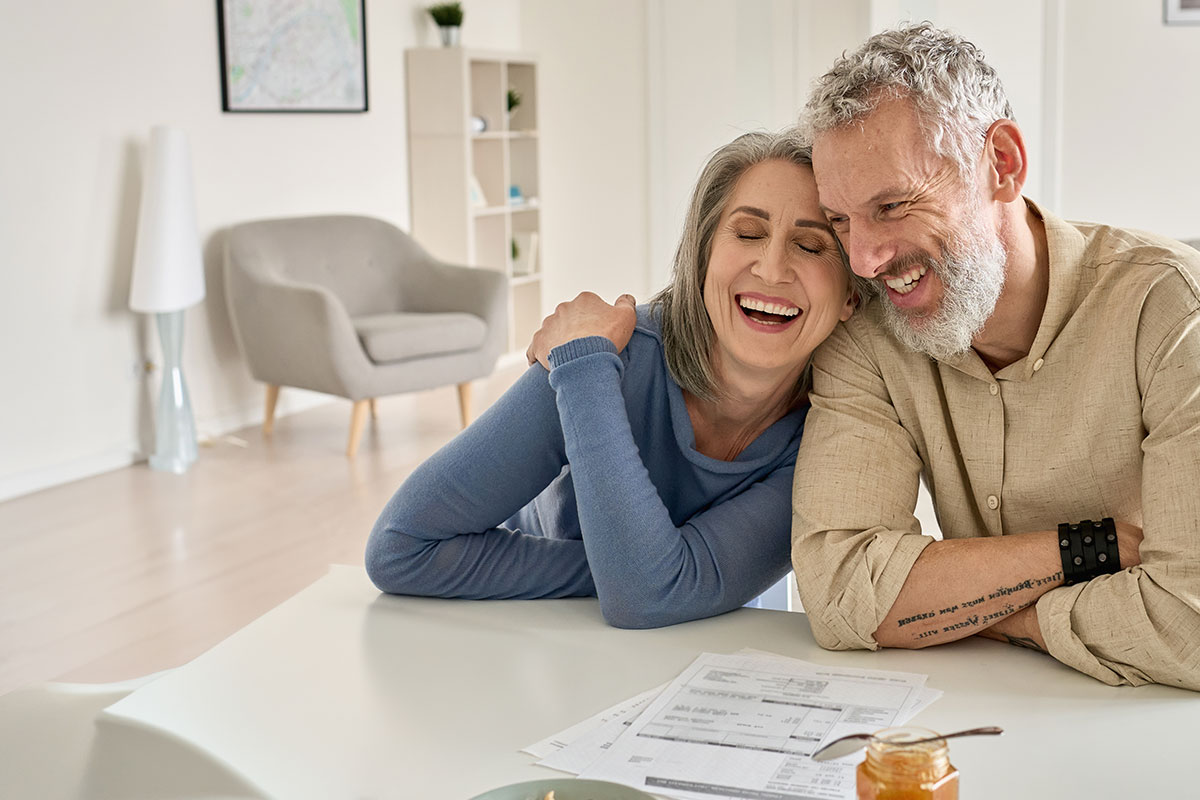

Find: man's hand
526;292;637;370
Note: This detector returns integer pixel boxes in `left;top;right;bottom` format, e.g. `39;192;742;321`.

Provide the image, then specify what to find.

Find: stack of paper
524;650;941;800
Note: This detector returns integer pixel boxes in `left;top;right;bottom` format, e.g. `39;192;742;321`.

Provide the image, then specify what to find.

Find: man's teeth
738;296;800;320
885;264;929;295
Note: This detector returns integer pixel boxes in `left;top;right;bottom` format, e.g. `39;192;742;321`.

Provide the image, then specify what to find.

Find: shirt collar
936;198;1087;382
1006;198;1087;380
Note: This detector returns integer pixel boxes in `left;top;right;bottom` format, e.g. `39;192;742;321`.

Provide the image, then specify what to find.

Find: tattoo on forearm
896;611;937;627
986;571;1063;600
898;570;1063;639
1002;635;1047;653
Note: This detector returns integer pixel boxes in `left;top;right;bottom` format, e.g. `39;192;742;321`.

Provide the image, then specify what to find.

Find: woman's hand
526;292;638;369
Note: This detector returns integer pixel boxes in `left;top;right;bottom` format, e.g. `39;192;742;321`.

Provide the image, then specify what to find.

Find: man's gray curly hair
800;22;1014;177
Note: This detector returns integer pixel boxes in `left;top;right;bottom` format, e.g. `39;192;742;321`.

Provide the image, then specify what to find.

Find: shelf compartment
472;214;508;273
471;137;506;210
469;60;505;133
507;62;538;133
509;136;540;204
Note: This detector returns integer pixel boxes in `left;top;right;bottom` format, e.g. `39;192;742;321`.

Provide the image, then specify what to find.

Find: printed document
566;651;934;800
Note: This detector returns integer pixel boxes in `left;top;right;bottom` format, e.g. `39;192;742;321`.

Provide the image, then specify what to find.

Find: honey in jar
856;726;959;800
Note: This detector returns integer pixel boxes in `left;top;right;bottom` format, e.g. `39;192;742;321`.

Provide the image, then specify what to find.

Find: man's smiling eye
880;201;905;213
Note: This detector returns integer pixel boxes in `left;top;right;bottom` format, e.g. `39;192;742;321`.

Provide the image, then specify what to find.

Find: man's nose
844;221;897;279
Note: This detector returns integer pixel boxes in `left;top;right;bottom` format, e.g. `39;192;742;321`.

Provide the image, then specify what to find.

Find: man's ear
984;119;1027;203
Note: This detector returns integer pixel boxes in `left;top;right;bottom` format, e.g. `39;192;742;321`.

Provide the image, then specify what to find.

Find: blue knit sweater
364;307;806;628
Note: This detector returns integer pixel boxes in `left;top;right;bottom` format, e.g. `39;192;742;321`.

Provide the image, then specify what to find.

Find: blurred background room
1;0;1197;698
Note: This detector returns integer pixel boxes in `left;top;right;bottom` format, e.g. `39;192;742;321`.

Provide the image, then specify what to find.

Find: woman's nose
750;237;793;284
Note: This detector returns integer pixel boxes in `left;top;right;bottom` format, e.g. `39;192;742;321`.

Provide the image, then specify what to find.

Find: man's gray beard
870;226;1007;361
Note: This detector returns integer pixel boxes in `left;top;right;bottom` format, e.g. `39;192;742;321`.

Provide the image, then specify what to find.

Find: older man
792;22;1200;689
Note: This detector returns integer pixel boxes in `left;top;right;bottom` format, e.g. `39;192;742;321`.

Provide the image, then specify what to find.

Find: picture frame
216;0;368;112
1165;0;1200;24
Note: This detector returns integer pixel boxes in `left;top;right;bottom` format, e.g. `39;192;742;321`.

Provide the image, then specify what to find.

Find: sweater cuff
548;336;619;370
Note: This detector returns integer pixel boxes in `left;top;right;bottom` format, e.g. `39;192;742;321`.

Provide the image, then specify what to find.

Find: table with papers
6;565;1197;798
526;651;942;799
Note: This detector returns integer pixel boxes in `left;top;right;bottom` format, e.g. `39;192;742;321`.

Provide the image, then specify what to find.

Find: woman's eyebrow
731;206;833;232
729;205;769;220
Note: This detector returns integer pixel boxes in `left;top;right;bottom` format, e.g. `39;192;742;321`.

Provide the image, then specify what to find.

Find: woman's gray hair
800;22;1013;177
652;128;818;403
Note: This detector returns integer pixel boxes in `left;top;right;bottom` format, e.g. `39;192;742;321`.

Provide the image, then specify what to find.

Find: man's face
811;98;1007;360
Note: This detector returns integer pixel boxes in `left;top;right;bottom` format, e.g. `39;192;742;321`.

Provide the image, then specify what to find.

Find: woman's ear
839;289;857;322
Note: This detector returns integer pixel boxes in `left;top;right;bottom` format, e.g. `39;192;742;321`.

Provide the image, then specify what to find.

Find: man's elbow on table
802;600;882;653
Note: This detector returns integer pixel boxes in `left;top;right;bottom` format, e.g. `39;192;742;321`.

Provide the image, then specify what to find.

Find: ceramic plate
468;777;656;800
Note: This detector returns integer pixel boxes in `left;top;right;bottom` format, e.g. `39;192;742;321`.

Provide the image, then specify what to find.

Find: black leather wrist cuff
1058;518;1120;586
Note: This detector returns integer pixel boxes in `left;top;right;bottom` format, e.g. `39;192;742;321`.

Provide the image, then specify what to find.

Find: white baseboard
194;389;334;443
0;390;337;504
0;448;141;504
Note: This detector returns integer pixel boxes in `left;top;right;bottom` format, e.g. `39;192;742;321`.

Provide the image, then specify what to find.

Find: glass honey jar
856;727;959;800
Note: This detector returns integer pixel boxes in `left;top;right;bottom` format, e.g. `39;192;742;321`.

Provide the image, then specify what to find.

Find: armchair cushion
353;312;488;363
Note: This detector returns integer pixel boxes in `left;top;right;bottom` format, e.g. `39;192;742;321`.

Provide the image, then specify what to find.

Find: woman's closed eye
795;238;828;255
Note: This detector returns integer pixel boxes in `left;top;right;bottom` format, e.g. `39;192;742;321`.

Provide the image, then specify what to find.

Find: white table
3;565;1196;798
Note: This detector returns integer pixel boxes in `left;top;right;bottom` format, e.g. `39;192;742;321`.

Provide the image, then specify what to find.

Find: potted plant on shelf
507;88;522;127
427;2;463;47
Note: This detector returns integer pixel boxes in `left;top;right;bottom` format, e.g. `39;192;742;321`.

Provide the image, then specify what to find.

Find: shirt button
989;384;999;396
1033;358;1044;371
987;494;1000;510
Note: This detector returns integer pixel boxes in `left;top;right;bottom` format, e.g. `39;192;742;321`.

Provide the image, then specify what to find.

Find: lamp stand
149;309;198;473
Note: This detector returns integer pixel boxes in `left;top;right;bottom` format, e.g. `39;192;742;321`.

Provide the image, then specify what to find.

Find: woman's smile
736;292;802;331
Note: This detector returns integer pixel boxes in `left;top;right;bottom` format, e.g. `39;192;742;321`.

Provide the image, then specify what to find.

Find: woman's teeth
738;296;800;323
885;264;929;295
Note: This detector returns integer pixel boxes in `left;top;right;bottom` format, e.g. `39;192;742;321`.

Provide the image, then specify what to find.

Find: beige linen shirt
791;201;1200;690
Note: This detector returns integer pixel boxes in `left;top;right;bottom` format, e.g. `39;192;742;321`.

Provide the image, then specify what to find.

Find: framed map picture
1165;0;1200;23
217;0;368;112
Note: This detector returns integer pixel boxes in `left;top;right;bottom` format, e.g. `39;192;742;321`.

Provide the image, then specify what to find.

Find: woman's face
703;159;854;387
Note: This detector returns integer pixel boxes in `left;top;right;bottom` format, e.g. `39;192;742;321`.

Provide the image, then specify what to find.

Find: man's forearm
976;605;1047;652
873;530;1063;648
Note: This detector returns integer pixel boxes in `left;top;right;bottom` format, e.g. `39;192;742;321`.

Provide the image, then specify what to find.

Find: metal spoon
810;726;1003;762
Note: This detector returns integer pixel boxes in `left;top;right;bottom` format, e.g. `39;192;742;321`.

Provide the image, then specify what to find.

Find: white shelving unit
406;47;543;353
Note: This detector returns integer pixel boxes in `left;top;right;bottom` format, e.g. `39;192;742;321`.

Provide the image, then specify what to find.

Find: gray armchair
224;215;508;456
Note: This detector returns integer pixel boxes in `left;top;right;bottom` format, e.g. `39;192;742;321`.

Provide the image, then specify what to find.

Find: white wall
0;0;519;501
519;0;651;304
646;0;818;291
1057;0;1200;239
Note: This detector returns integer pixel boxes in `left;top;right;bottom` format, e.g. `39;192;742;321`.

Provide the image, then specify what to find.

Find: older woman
365;129;854;628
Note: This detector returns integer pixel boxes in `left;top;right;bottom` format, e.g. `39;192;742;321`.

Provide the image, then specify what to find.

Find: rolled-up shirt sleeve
1036;304;1200;690
791;321;933;651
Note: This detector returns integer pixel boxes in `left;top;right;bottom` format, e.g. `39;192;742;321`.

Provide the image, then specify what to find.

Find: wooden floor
0;364;524;697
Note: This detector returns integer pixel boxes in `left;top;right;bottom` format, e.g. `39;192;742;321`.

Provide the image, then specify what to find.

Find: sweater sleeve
548;337;794;629
364;364;595;600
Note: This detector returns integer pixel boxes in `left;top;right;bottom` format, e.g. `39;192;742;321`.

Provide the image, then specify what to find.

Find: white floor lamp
129;126;206;474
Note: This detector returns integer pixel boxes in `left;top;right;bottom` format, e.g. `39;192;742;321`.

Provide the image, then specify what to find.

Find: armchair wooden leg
369;397;377;419
456;382;472;429
347;399;370;458
263;385;280;435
